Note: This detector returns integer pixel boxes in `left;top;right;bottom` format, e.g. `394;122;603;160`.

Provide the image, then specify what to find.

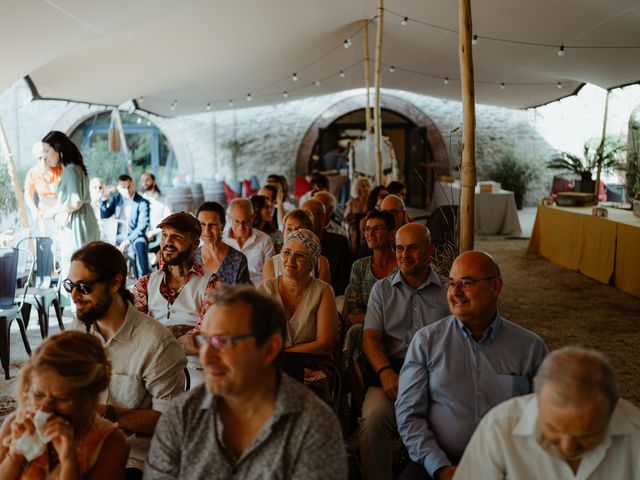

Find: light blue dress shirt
395;313;548;477
363;270;450;360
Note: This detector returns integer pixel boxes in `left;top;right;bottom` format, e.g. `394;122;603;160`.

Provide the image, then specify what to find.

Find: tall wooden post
594;90;610;198
113;108;133;176
458;0;476;252
364;20;372;133
373;0;384;185
0;116;30;228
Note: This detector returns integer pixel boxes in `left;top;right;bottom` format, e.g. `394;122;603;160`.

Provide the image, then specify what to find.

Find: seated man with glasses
145;285;348;479
67;241;187;479
395;250;548;480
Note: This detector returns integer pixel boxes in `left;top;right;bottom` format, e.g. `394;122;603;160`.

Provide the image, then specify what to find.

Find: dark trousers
399;461;433;480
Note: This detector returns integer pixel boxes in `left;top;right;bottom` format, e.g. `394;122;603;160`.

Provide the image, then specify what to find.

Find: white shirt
223;226;275;285
454;394;640;480
74;303;187;470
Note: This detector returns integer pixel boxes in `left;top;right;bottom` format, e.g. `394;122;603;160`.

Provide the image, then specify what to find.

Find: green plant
0;159;17;217
547;137;626;179
490;153;537;209
626;116;640;200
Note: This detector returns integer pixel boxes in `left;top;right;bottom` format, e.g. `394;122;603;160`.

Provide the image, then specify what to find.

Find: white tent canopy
2;0;639;116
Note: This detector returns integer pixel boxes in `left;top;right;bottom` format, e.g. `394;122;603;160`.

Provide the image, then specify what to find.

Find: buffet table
430;181;522;235
527;204;640;298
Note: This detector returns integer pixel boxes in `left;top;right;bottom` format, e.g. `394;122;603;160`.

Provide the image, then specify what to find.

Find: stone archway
295;93;449;177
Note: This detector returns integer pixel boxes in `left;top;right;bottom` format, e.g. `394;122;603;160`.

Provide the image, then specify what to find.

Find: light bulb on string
246;93;252;102
206;102;211;111
401;17;408;26
228;100;233;107
472;34;478;46
170;100;177;111
443;77;450;85
557;44;565;56
283;91;289;98
314;80;321;86
138;96;144;104
557;82;563;89
499;82;506;90
389;66;395;73
344;38;352;48
339;70;345;78
292;72;298;82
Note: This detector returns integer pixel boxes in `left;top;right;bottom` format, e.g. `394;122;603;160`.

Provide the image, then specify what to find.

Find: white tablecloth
430;181;522;235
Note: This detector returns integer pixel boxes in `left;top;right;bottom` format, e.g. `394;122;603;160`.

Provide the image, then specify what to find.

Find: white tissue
14;410;53;461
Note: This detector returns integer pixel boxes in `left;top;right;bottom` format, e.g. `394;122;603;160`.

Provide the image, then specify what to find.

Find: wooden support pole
373;0;384;185
113;108;133;176
594;90;610;198
364;20;372;133
457;0;477;252
0;116;30;228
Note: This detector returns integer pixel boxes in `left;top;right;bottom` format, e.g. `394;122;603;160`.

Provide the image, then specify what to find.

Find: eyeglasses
30;391;74;409
281;249;309;262
445;276;497;290
62;278;103;295
364;225;387;235
192;333;258;352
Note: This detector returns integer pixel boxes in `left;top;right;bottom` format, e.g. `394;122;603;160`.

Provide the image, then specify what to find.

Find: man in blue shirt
395;251;548;480
359;223;450;480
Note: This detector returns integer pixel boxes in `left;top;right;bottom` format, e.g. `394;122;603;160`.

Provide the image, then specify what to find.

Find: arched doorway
296;93;449;208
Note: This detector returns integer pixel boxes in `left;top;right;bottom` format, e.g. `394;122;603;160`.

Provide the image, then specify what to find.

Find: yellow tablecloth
528;205;640;298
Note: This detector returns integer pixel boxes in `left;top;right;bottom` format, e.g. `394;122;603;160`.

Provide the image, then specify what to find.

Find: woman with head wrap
257;229;338;357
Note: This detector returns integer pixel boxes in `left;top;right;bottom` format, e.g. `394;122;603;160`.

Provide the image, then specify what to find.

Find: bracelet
376;364;393;376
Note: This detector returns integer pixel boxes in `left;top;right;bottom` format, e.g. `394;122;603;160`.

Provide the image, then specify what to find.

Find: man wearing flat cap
132;212;220;385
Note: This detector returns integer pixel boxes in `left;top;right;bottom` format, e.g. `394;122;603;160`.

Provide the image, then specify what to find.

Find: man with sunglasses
395;251;548;480
68;241;187;478
145;286;347;479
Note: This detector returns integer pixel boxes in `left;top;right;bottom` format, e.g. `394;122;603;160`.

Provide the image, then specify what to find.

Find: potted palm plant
490;152;537;210
547;137;625;193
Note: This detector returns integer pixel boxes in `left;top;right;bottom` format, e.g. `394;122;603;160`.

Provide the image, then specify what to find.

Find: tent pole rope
458;0;476;252
373;0;384;185
0;116;29;228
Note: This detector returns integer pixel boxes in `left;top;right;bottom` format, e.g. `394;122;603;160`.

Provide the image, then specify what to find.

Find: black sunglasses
62;278;103;295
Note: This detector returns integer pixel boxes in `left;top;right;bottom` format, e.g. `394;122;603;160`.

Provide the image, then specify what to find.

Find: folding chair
0;248;34;379
16;237;65;338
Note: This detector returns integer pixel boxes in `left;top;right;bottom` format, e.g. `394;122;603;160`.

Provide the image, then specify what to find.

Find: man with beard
132;212;220;385
68;241;187;478
139;172;171;261
145;286;348;479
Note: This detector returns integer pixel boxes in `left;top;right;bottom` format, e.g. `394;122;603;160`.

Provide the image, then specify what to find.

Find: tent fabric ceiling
3;0;639;117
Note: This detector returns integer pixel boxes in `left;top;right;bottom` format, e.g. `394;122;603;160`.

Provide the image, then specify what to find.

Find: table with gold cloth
527;204;640;298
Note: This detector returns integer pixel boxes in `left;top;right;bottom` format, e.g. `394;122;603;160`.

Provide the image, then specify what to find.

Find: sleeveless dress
21;415;117;479
258;276;327;348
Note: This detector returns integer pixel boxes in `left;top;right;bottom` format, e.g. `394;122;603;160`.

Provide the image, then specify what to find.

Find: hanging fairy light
339;70;345;78
283;91;289;98
246;93;252;102
389;65;395;73
228;100;233;107
170;100;177;111
443;77;450;84
344;38;352;48
557;82;563;89
499;82;506;90
206;102;211;111
472;34;479;46
401;17;408;26
314;80;321;86
292;72;298;82
557;44;565;56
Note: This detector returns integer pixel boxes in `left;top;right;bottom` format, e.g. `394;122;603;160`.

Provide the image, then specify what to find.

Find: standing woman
250;194;283;252
42;131;100;253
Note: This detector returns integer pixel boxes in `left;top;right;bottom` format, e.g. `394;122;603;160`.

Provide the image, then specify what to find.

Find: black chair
0;248;34;379
427;205;459;249
16;237;64;338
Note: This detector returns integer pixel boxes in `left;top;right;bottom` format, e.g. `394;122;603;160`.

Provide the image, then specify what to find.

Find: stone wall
2;78;639;218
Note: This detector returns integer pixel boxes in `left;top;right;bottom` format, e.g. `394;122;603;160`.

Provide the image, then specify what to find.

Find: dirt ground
1;238;639;422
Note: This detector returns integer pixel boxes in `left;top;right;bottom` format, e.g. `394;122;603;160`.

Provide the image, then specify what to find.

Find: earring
60;152;63;159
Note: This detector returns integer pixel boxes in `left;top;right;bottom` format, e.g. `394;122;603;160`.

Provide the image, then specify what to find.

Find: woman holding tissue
0;331;129;479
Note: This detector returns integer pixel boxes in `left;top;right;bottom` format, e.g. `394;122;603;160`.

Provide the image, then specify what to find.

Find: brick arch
295;93;449;177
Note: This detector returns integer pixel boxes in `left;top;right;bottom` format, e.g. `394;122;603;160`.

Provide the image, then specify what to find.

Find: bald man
455;346;640;480
379;194;409;230
301;198;351;295
395;251;548;480
313;190;347;238
359;223;450;480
